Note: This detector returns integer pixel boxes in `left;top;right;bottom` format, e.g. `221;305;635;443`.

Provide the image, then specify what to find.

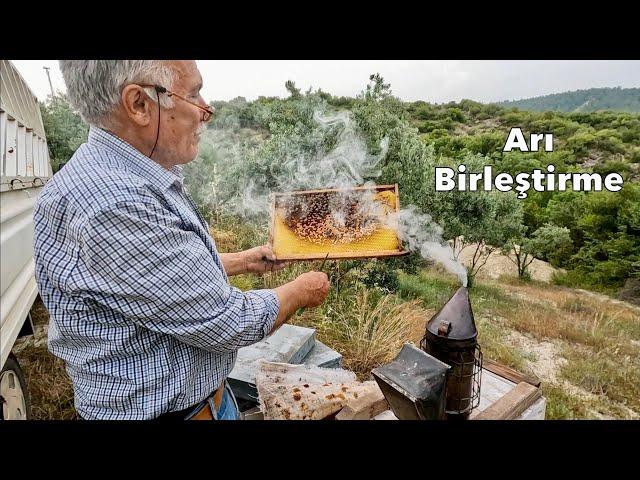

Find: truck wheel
0;354;31;420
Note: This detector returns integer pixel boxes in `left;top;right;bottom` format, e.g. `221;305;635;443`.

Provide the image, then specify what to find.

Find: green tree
39;93;89;171
503;224;573;279
285;80;301;98
360;73;392;102
181;75;640;295
351;82;525;286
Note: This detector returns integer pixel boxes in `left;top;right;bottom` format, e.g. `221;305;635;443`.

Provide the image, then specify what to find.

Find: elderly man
33;60;330;420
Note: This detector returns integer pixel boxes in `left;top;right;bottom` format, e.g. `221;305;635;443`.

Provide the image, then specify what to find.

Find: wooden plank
374;369;546;420
471;369;546;420
483;358;541;388
274;250;410;261
374;400;546;421
519;396;547;420
474;369;517;414
268;193;276;250
473;382;542;420
335;385;389;420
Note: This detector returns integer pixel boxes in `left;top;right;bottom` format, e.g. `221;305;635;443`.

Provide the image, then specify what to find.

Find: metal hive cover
0;60;47;138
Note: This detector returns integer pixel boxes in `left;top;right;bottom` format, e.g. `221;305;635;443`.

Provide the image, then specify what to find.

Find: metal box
372;343;450;420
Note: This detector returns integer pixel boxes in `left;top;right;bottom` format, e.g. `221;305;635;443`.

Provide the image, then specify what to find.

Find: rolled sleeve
77;200;280;353
245;289;280;338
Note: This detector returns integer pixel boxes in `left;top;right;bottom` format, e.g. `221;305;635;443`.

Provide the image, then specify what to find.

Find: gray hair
59;60;177;128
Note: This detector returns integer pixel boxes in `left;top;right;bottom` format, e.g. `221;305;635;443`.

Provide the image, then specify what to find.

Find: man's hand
271;270;330;332
243;245;286;274
293;271;330;307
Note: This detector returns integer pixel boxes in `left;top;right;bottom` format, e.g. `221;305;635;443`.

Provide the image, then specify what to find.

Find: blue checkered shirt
33;126;279;420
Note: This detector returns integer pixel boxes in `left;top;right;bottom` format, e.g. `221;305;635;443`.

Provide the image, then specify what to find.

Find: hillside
42;80;640;299
496;87;640;113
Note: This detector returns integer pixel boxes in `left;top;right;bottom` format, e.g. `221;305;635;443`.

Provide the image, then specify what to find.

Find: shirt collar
88;126;184;191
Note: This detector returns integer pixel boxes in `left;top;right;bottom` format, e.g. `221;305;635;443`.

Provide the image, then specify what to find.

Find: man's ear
121;85;154;127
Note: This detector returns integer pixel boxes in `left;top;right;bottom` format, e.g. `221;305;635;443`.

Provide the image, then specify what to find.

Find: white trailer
1;60;53;420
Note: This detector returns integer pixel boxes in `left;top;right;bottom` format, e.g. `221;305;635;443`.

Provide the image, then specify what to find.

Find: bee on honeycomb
280;189;394;245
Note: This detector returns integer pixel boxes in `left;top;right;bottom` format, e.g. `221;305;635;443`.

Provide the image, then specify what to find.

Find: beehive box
269;184;409;260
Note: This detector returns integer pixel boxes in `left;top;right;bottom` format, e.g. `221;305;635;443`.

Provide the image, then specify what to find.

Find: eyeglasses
136;83;215;122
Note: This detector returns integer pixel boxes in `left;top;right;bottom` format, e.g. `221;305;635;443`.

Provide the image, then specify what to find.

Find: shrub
317;290;426;376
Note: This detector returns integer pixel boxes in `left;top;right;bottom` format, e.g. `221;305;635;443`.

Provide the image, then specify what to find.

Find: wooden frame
483;358;541;388
472;382;542;420
268;184;410;261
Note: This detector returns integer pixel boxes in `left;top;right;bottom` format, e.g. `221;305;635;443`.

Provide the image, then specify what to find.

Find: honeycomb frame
269;184;409;260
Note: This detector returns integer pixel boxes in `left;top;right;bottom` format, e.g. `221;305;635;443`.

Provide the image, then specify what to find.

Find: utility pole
43;66;54;98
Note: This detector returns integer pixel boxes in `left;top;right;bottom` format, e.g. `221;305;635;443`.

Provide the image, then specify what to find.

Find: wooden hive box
373;360;546;420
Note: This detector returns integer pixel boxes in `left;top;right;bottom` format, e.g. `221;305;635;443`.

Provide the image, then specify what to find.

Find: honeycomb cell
270;186;405;259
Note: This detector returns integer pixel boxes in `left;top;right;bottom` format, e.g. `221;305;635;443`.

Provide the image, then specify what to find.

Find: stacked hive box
228;324;343;405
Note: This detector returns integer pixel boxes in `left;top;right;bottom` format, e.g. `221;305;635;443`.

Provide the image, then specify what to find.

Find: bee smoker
420;287;482;419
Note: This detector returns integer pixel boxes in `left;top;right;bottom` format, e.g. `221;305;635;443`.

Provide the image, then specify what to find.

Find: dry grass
474;316;531;374
398;270;640;419
313;290;428;378
14;344;78;420
12;298;78;420
208;220;267;253
208;227;239;253
542;383;591;419
560;346;640;416
486;279;639;419
498;287;639;354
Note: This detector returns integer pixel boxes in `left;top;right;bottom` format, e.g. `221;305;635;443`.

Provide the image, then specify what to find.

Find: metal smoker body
420;287;482;419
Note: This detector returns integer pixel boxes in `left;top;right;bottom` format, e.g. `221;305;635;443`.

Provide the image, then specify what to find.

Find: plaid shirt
33;126;279;420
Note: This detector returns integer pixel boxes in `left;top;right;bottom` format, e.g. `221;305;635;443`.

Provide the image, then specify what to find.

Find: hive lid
426;287;478;341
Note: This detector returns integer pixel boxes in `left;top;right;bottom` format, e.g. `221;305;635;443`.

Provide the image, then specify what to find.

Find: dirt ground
12;270;639;420
11;298;78;420
457;243;560;282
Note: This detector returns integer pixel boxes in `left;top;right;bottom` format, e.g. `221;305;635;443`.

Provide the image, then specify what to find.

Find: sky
10;60;640;105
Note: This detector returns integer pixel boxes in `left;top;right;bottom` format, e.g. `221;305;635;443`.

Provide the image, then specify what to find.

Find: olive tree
503;224;573;279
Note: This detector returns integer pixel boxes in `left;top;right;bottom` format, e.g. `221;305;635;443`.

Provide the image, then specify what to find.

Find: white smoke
205;104;468;286
387;207;468;287
224;108;388;219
